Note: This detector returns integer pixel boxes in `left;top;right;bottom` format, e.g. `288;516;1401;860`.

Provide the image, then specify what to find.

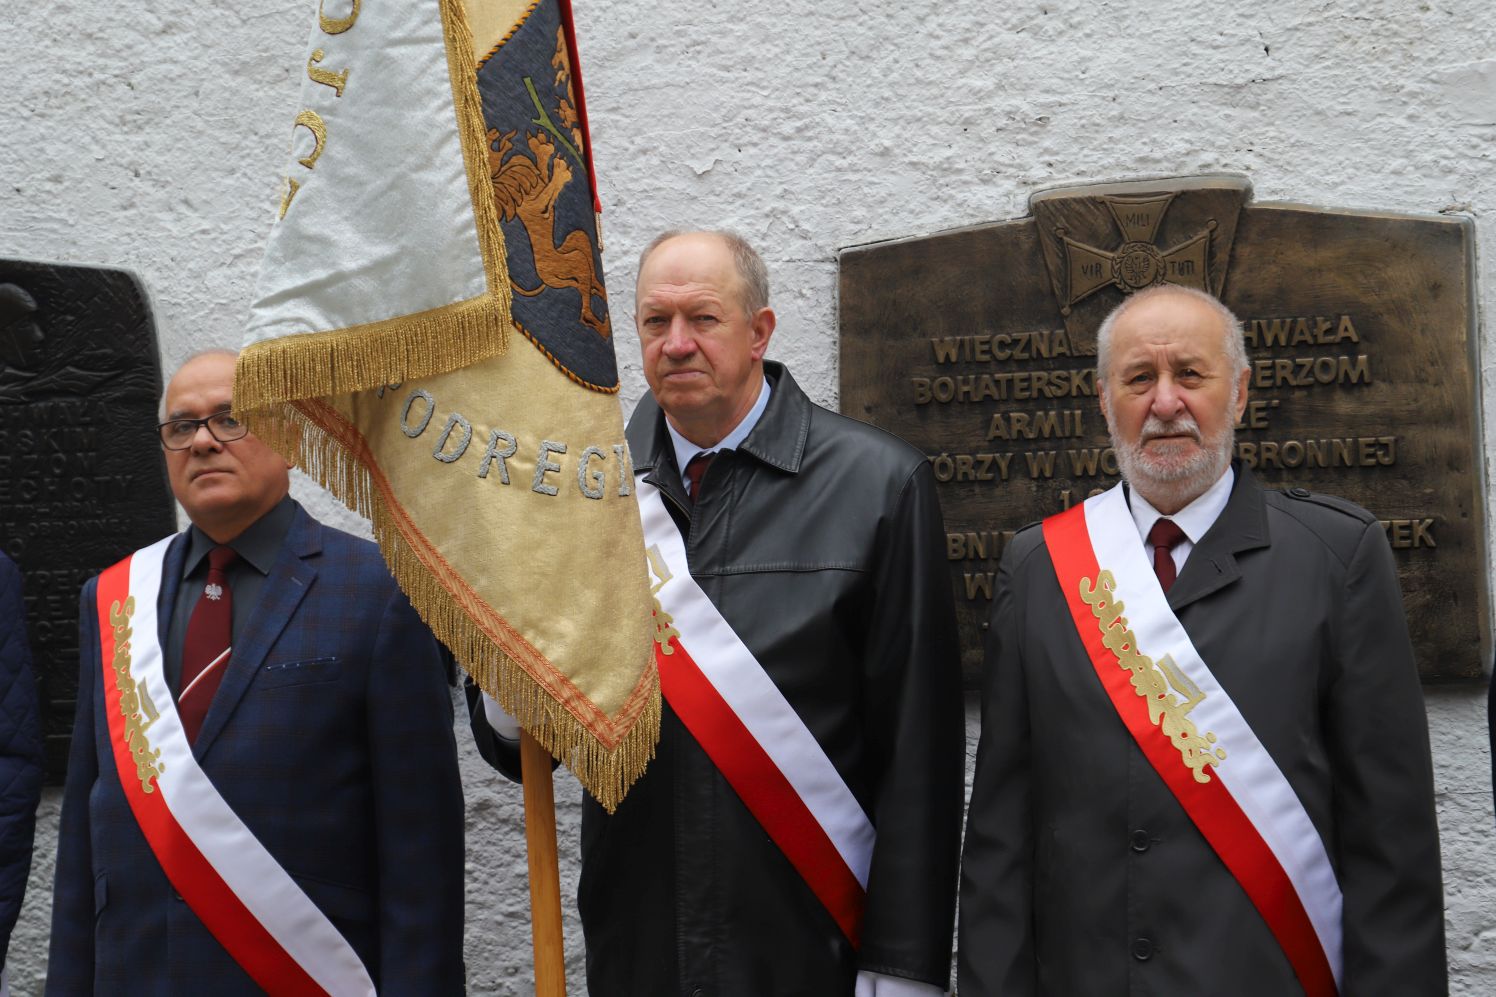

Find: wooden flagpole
521;730;568;997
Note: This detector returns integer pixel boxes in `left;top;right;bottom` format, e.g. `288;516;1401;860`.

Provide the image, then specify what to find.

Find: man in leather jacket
568;230;964;996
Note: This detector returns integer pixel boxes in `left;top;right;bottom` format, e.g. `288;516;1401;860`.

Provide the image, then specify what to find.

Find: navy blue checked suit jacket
48;504;465;994
0;551;43;967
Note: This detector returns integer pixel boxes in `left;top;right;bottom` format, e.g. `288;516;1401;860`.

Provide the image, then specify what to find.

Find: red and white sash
96;538;375;996
637;480;875;945
1044;486;1342;997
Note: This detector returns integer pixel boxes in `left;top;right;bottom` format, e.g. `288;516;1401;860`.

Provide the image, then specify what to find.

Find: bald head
633;230;777;447
1096;284;1248;384
160;351;292;541
637;230;770;318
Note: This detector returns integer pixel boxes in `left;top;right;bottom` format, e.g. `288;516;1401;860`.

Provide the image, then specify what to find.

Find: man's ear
1233;368;1251;422
749;307;776;360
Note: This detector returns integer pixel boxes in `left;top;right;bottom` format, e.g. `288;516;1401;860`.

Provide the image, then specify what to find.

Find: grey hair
1094;284;1249;383
636;229;771;316
159;347;239;419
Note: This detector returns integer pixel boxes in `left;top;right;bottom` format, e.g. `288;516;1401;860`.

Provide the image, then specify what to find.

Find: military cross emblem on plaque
1054;192;1216;313
1024;176;1248;349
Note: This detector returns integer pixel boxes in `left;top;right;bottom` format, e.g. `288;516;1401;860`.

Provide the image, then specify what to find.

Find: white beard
1108;409;1234;511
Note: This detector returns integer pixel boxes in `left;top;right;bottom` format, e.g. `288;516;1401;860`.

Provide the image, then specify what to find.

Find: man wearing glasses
48;349;466;994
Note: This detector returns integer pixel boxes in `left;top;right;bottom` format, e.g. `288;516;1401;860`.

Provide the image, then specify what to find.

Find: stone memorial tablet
840;176;1484;685
0;260;177;781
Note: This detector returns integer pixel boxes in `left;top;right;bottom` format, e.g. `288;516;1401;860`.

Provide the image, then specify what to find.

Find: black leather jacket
578;363;964;996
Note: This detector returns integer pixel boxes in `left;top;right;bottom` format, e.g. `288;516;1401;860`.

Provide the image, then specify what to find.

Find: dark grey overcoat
958;467;1446;996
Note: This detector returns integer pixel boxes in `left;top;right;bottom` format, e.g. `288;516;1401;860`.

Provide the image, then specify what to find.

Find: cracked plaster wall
2;0;1494;992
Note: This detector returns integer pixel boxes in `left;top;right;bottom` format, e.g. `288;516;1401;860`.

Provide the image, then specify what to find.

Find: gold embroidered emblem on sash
108;596;167;793
645;545;680;654
1079;570;1227;783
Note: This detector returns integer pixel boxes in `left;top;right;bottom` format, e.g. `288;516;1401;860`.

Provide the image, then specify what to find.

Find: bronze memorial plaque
0;260;177;781
839;176;1485;685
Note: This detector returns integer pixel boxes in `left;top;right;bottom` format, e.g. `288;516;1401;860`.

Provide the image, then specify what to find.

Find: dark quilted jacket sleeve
0;552;44;964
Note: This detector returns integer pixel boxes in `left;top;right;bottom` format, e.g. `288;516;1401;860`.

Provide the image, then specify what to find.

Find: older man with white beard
956;285;1446;997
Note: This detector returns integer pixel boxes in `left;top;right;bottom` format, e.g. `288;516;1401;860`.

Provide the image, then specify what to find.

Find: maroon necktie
1147;518;1188;594
684;451;715;503
178;545;238;743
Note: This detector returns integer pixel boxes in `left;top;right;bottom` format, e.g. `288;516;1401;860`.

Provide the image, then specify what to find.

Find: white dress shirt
665;375;772;490
1125;466;1235;575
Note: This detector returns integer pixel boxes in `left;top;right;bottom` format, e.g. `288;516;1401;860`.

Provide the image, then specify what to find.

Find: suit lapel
1168;467;1270;611
156;532;190;650
193;510;322;758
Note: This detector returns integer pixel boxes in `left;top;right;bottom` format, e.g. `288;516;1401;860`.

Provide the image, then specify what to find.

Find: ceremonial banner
237;0;656;810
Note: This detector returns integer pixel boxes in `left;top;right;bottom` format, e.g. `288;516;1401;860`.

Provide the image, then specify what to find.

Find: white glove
854;970;945;996
480;692;522;740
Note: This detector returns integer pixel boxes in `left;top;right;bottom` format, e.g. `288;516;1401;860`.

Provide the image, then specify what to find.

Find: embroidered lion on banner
486;28;611;340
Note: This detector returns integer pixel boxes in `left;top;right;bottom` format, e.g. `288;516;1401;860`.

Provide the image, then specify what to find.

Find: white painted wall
3;0;1493;992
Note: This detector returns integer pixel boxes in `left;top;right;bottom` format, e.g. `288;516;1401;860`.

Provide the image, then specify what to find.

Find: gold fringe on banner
249;399;660;813
235;294;510;415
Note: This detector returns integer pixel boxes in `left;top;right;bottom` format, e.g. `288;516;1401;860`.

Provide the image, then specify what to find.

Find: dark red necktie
1147;518;1187;593
179;545;238;742
684;451;715;503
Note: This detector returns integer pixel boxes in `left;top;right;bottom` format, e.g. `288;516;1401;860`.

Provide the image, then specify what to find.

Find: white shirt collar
665;376;772;487
1127;465;1235;554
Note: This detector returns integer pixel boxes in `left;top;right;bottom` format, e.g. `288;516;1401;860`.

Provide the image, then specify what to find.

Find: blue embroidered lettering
532;440;567;496
401;389;435;438
433;412;472;463
577;446;606;499
478;430;518;484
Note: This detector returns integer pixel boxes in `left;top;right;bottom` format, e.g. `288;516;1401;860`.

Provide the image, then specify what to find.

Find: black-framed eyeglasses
157;411;249;450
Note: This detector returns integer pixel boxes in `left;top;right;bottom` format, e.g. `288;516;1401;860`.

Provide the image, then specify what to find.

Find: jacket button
1132;937;1153;961
1130;829;1151;852
1287;486;1311;498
